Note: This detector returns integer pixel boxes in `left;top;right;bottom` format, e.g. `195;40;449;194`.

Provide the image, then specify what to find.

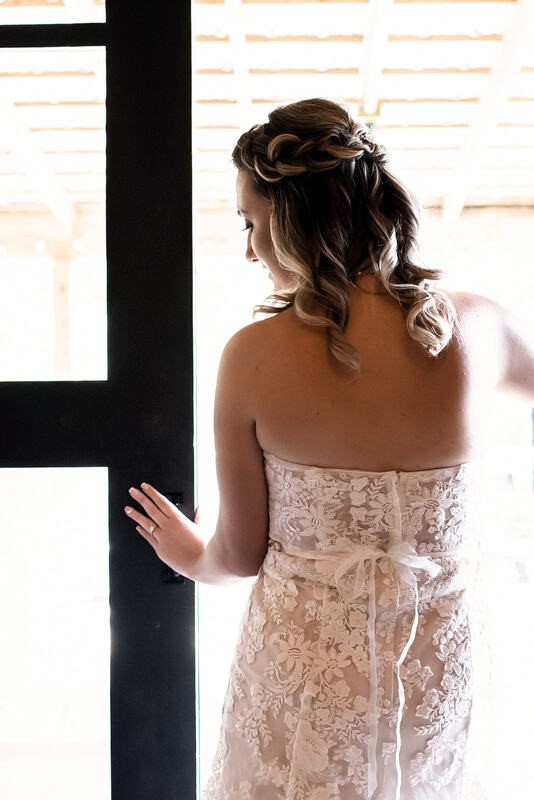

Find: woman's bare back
247;286;500;472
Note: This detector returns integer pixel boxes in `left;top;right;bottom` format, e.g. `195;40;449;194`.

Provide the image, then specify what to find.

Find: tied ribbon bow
271;540;442;800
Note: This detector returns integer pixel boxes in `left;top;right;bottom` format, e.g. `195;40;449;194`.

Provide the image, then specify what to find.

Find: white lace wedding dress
205;451;477;800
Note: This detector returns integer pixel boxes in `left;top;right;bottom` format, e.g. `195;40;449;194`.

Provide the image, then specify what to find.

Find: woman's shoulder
218;306;325;396
223;306;311;356
445;288;504;316
444;289;534;400
444;289;512;341
223;309;289;349
217;310;292;375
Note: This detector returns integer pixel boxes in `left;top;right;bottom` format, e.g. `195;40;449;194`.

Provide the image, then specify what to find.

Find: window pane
0;46;106;380
0;467;110;800
0;0;105;25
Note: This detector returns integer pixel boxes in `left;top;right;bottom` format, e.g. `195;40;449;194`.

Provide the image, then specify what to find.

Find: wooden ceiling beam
360;0;395;116
245;34;365;43
388;34;503;42
248;67;359;75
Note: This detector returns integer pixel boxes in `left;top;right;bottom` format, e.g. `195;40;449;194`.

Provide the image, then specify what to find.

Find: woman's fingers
128;486;166;525
136;524;158;545
124;505;157;535
124;486;205;577
139;482;183;516
125;484;198;566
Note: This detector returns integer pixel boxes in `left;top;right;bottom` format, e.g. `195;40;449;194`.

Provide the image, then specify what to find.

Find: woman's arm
124;325;269;584
498;305;534;402
208;326;270;577
452;290;534;403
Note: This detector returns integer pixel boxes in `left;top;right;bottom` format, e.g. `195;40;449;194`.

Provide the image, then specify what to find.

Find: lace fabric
204;452;479;800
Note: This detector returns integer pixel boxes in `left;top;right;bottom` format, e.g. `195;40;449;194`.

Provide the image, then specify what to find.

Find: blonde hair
232;98;456;371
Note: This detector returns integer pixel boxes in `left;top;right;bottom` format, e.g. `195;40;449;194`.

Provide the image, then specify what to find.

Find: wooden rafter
360;0;395;116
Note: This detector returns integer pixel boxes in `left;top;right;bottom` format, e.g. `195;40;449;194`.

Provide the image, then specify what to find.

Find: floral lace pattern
205;453;476;800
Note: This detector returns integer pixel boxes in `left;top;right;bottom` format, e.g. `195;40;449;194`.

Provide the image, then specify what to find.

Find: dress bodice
263;451;477;606
264;451;474;557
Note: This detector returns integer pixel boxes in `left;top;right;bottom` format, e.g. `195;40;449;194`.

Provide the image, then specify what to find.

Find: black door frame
0;3;195;798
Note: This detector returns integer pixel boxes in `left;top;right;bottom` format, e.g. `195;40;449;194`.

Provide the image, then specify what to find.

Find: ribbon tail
367;562;378;799
393;571;420;800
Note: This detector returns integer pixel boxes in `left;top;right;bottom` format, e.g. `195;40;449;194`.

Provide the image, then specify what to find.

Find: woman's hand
124;483;204;579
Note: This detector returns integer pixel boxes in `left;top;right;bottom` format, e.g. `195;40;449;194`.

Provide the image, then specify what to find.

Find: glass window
0;0;105;25
0;46;106;380
0;467;110;800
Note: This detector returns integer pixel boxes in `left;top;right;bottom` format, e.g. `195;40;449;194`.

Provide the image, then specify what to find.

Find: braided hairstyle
232;98;456;370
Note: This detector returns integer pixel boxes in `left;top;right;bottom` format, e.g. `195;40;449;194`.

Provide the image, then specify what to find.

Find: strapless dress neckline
263;449;473;478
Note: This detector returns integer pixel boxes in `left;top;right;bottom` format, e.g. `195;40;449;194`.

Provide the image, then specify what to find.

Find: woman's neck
353;274;387;295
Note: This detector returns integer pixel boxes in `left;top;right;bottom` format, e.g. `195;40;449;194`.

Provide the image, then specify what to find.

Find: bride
125;98;534;799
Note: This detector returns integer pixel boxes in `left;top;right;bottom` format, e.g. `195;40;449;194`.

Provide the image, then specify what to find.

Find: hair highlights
232;98;456;371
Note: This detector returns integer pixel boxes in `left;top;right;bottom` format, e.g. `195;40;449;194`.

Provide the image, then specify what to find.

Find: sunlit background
0;0;532;798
